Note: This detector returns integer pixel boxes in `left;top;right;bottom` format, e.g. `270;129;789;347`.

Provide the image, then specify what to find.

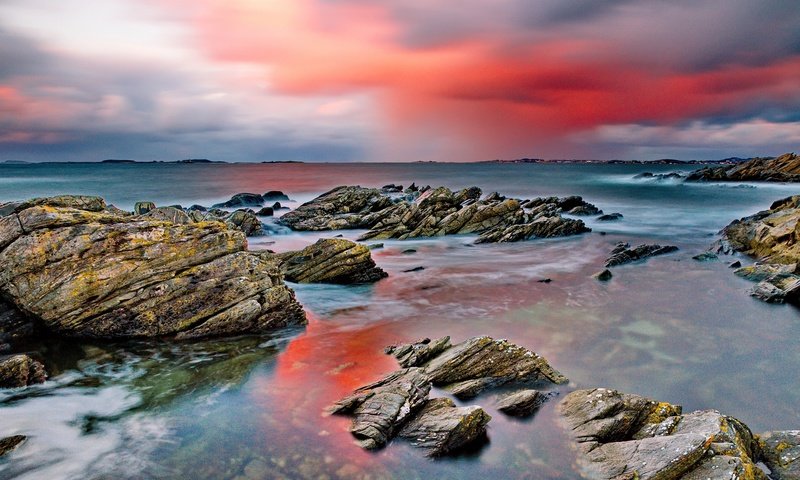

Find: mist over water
0;162;798;479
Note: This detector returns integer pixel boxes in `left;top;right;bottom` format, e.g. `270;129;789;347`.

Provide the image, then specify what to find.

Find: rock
188;204;207;212
496;389;556;417
593;269;613;281
225;210;264;236
402;249;417;254
381;184;403;193
404;266;425;273
597;213;623;221
272;202;287;210
0;435;26;456
397;398;491;456
0;299;36;352
143;206;192;225
278;186;392;231
256;207;274;217
605;244;679;267
538;278;552;283
134;201;156;215
263;191;289;201
734;264;797;282
558;388;765;480
692;252;719;262
331;335;566;455
635;172;684;181
475;216;589;243
212;193;265;209
729;261;742;268
0;195;306;339
385;337;452;368
759;430;800;479
0;354;46;388
687;152;800;182
558;196;602;215
751;274;800;304
277;238;387;284
722;196;800;265
367;243;384;250
328;367;431;449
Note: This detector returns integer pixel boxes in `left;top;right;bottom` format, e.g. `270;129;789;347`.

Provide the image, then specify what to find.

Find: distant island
481;157;758;165
100;158;226;164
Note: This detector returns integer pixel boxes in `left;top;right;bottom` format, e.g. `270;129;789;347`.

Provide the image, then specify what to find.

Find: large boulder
277;238;387;284
0;195;306;339
558;388;766;480
278;186;392;231
687;153;800;182
330;335;565;456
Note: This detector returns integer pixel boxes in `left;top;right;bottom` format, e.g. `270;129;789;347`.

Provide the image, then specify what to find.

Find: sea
0;161;798;479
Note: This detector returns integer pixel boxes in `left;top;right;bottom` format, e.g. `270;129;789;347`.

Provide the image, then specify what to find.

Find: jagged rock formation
721;196;800;304
0;354;46;388
0;195;306;339
759;430;800;479
558;388;767;480
687;153;800;182
279;185;593;243
329;336;566;456
276;238;387;284
605;242;679;267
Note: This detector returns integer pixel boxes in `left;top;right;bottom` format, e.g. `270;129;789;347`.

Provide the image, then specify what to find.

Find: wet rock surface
277;238;387;284
687;152;800;182
496;389;557;417
0;353;46;388
0;435;26;457
759;430;800;479
722;196;800;305
330;335;566;456
278;185;593;243
0;195;306;339
558;388;767;480
605;242;679;267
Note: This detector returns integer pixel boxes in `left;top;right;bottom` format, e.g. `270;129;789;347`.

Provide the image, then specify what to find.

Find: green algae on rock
0;195;306;339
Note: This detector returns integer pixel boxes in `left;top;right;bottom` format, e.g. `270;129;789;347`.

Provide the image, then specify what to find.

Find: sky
0;0;798;162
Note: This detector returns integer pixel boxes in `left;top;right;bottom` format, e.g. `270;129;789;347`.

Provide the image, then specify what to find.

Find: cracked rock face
0;195;306;339
558;388;766;480
330;336;566;456
277;238;387;284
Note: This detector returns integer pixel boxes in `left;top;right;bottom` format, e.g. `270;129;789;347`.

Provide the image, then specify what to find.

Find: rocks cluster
279;185;594;243
687;152;800;182
604;242;679;267
721;195;800;304
276;238;387;284
211;191;289;209
0;195;306;341
329;336;566;456
559;388;798;480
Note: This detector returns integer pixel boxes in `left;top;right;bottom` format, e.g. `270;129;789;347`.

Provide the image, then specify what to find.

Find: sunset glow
1;0;798;161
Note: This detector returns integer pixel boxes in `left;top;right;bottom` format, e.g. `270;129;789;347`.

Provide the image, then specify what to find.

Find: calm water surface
0;162;798;479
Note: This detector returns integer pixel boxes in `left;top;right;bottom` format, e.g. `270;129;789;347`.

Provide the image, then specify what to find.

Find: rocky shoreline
687;153;799;183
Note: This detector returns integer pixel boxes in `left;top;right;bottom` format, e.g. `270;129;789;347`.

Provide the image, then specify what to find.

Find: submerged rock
331;335;565;456
687;152;800;182
277;238;387;284
597;213;623;222
0;435;26;456
759;430;800;479
605;244;679;267
0;195;306;339
593;269;613;281
397;398;491;456
0;354;46;388
558;388;765;480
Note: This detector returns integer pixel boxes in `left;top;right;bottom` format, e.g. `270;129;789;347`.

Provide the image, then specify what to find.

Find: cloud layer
1;0;798;161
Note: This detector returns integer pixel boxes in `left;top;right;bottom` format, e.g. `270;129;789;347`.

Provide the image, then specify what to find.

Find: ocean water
0;162;798;480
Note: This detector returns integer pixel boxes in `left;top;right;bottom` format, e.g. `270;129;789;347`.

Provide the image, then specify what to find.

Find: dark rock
692;252;719;262
0;435;26;456
558;388;765;480
405;183;418;193
277;238;387;284
558;196;602;215
759;430;800;479
729;261;742;268
278;186;392;231
134;201;156;215
0;354;46;388
263;191;290;201
256;207;274;217
402;249;417;254
385;337;451;368
538;278;552;283
0;299;36;352
188;204;207;212
397;398;491;456
225;210;264;236
496;389;557;417
687;152;800;182
404;266;425;273
605;244;679;267
635;172;684;181
368;243;384;250
593;269;613;281
597;213;623;221
272;202;288;210
328;367;431;449
212;192;265;209
0;195;306;339
381;184;403;193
